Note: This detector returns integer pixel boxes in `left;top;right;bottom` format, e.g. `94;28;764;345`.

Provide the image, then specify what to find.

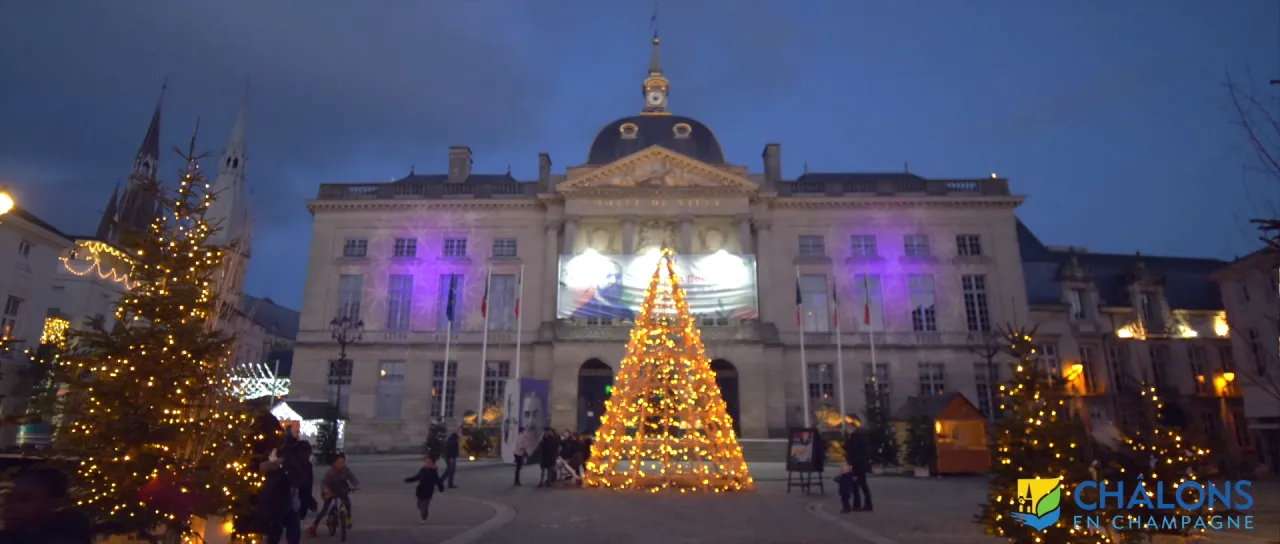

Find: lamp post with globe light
328;316;364;417
0;186;15;217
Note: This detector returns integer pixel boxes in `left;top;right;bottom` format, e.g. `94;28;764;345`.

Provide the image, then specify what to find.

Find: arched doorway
578;359;614;435
711;359;741;435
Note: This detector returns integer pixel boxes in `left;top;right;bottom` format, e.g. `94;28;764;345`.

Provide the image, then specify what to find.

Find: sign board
558;252;758;320
786;427;821;473
499;378;550;465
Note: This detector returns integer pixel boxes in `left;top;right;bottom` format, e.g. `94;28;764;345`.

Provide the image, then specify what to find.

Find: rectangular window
1249;329;1265;376
1108;344;1131;393
863;362;891;410
336;275;364;320
917;362;946;395
17;240;32;259
430;361;458;418
973;362;1000;418
799;275;830;332
1149;344;1171;388
385;274;414;331
806;363;836;405
908;274;937;332
343;238;368;258
437;274;464;329
1218;343;1236;373
1188;345;1208;394
1069;289;1086;321
393;238;417;258
1034;343;1060;378
798;235;825;257
850;235;877;258
487;274;517;331
955;234;982;257
325;358;353;414
492;238;518;257
1201;412;1220;440
853;274;885;331
1233;411;1249;447
1;296;22;339
443;238;468;258
483;362;511;414
904;234;931;257
1080;345;1099;393
1139;291;1163;330
962;274;991;332
375;361;405;420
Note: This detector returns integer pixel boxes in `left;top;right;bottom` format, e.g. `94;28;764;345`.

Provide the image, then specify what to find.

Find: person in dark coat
442;428;461;489
841;417;873;512
259;427;314;544
578;433;594;477
404;458;446;524
0;466;94;544
537;427;560;487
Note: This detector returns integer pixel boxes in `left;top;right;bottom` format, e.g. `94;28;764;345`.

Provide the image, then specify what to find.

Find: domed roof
587;115;726;165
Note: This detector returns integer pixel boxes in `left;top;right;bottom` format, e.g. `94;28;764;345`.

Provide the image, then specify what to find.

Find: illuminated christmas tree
976;326;1113;544
584;248;753;492
54;133;263;541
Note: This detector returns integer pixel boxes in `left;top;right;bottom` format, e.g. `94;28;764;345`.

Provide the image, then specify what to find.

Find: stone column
621;216;636;255
543;219;561;321
679;216;694;254
736;215;753;254
563;217;579;255
752;219;773;319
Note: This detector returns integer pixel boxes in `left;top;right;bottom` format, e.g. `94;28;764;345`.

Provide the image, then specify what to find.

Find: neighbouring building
1211;248;1280;474
291;38;1033;452
0;206;75;446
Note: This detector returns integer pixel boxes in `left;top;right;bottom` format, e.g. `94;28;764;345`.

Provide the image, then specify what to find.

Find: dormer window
1068;288;1086;321
1139;291;1163;329
620;123;639;140
673;123;692;139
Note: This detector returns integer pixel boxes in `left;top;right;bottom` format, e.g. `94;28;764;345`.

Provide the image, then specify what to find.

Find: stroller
554;456;582;487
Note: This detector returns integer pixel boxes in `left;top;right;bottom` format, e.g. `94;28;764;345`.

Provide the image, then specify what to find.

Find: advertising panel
558;251;758;320
500;378;551;465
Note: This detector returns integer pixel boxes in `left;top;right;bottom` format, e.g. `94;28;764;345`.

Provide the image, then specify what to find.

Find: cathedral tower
109;85;166;246
207;97;251;310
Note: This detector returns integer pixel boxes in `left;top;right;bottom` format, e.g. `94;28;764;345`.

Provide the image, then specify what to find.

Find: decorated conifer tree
864;400;900;467
1106;384;1210;541
976;325;1114;544
54;135;262;541
584;248;753;491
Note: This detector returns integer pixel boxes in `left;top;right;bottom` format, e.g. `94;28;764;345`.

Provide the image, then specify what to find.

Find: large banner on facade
500;378;550;465
557;252;758;320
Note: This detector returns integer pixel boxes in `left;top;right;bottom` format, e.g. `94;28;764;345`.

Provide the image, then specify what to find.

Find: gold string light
60;239;136;289
583;248;753;492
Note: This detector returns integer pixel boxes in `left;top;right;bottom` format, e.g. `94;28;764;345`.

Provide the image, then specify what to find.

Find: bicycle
324;489;356;542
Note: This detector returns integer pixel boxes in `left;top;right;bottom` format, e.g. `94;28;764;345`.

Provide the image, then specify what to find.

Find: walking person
843;417;873;512
513;427;535;486
258;427;314;544
537;427;560;488
404;458;446;525
442;428;461;489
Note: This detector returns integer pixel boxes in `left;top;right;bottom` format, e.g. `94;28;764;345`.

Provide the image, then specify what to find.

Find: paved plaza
319;457;1280;544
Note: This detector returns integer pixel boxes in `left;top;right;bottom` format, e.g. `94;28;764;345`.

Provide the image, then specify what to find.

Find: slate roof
587;115;726;165
392;173;522;185
242;295;300;341
278;400;337;421
892;393;973;421
10;205;75;244
1017;218;1227;311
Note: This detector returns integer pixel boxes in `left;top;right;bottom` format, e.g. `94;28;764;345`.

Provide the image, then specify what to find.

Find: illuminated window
430;361;458;418
335;275;363;320
908;274;937;332
343;238;368;258
863;362;891;411
443;238;468;258
798;235;825;257
961;275;990;332
385;275;414;331
375;361;405;420
393;238;417;258
806;363;835;404
917;362;946;395
955;234;982;257
492;238;518;257
904;234;930;258
483;362;511;410
850;235;877;258
1;296;22;339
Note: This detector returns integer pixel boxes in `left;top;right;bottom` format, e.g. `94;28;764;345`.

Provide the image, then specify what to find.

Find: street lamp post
0;186;15;218
328;316;364;417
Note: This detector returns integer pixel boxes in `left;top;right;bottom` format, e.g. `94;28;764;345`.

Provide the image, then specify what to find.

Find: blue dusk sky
1;0;1276;310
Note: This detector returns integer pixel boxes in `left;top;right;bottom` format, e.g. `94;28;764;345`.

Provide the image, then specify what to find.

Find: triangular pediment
556;146;757;194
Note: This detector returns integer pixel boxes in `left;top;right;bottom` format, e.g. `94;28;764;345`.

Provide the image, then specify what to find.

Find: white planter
913;466;930;478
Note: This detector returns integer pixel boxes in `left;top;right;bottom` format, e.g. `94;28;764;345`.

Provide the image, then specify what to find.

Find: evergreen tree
904;415;937;471
53;138;261;540
584;248;752;491
976;326;1114;544
315;417;341;465
864;400;900;466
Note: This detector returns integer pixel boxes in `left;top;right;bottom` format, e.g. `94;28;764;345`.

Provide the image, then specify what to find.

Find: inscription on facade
594;198;722;208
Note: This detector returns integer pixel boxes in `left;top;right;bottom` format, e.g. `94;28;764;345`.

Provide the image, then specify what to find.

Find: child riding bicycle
307;453;361;536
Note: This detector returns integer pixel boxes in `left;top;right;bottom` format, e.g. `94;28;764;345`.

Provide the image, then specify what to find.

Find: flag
480;277;489;318
862;275;872;326
832;282;839;329
445;276;458;324
514;271;522;317
795;280;803;326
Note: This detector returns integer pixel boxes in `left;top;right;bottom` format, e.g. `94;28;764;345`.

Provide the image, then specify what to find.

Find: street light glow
0;188;13;216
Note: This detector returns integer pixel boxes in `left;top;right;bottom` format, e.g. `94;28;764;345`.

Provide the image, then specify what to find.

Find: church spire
113;81;166;246
95;182;120;241
207;90;250;255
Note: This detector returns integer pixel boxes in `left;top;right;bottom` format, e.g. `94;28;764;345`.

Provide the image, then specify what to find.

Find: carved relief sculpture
638;220;676;252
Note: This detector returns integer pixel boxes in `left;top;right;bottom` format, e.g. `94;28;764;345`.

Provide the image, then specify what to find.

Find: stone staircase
738;439;787;463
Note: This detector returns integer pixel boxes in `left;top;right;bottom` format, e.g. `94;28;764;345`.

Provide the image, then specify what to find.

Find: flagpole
835;280;847;436
865;275;879;410
441;320;453;421
514;264;524;379
797;266;810;428
477;265;493;427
